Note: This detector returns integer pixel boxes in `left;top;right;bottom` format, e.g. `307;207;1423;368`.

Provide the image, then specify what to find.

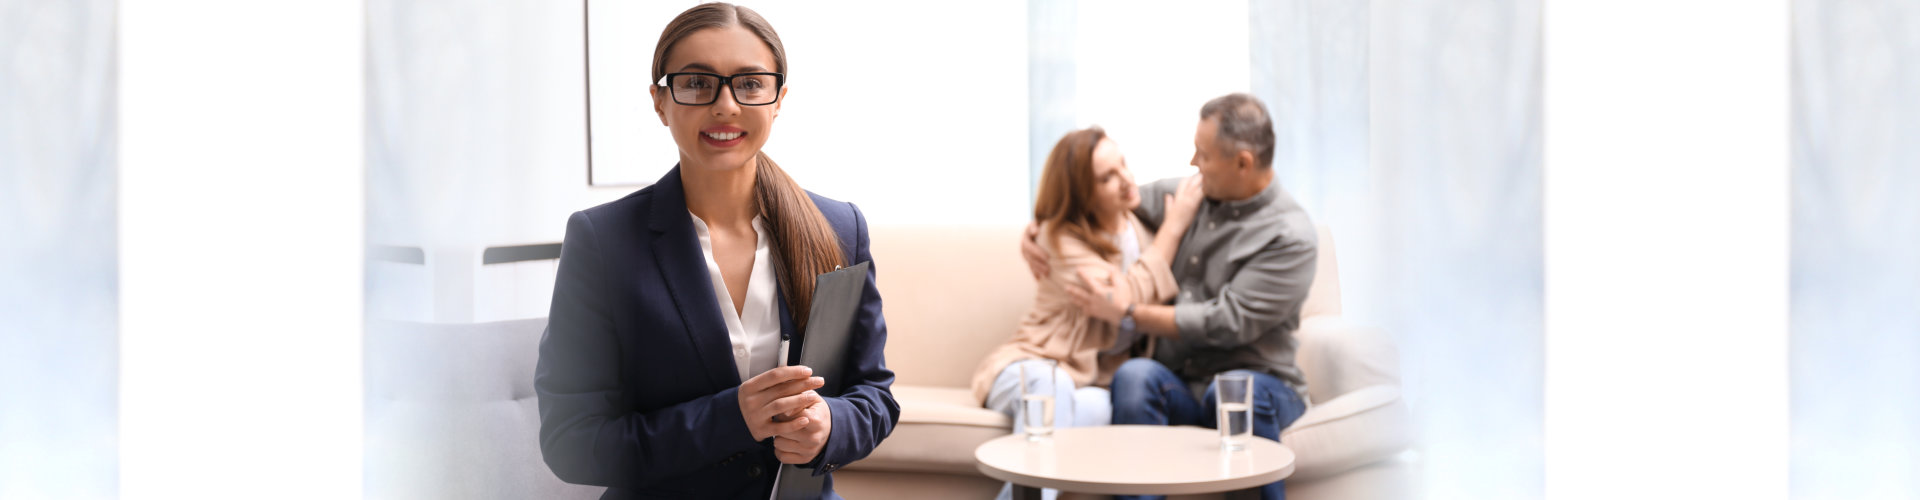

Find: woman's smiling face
652;24;786;173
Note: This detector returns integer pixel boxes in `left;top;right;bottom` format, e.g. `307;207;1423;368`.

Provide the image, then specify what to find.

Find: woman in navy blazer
535;4;898;499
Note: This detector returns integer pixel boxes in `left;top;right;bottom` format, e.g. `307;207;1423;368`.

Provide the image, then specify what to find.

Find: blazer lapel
646;166;743;389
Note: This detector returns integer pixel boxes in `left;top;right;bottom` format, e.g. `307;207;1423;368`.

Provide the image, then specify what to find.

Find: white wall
1545;2;1789;499
119;1;365;498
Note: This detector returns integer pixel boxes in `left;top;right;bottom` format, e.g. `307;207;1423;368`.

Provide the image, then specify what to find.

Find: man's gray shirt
1134;176;1317;394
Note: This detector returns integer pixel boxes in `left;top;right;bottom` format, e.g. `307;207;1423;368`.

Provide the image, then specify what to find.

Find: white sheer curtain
1370;2;1542;498
1255;1;1544;498
0;1;118;498
1791;1;1920;499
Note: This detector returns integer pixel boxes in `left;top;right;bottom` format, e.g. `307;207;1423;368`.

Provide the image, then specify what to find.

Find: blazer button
748;464;764;478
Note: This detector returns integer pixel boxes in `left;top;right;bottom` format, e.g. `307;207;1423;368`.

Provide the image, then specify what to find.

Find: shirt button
1189;256;1199;266
1233;209;1241;217
734;347;747;357
1208;221;1216;230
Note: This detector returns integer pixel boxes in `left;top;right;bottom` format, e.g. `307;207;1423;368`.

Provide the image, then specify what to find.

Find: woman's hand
1142;174;1206;267
1021;221;1050;280
738;366;826;442
773;400;831;464
1065;265;1132;324
1161;174;1205;234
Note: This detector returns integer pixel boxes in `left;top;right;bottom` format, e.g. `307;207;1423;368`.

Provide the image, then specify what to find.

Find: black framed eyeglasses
656;72;785;106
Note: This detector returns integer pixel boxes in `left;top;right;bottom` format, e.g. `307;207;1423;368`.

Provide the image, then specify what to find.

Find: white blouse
688;212;784;384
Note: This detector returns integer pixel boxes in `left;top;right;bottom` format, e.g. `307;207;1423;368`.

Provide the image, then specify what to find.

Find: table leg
1224;488;1262;500
1011;484;1043;500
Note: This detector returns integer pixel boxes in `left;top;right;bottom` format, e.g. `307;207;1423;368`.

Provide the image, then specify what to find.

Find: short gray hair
1199;93;1275;169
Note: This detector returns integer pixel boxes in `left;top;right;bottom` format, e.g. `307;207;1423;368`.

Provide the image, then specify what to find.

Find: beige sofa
836;224;1413;500
362;225;1410;500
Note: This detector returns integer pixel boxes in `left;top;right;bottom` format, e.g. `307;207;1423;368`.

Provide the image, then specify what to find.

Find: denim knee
1111;359;1171;408
1112;358;1166;386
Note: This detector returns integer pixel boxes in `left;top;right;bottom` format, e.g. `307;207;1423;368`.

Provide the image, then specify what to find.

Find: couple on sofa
972;93;1319;500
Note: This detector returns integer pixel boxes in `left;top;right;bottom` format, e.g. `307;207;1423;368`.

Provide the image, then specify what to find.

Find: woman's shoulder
568;185;656;230
802;189;864;239
803;190;857;222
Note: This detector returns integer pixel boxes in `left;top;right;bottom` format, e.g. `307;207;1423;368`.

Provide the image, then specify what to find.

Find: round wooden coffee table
974;425;1294;499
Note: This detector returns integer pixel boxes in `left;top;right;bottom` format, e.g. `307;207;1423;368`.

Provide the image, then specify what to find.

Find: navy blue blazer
536;166;900;499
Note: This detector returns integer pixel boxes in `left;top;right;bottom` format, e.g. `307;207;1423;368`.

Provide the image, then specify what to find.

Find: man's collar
1213;177;1279;219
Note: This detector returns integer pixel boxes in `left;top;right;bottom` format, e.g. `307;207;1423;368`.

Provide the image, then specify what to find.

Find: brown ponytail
655;3;843;333
753;151;844;334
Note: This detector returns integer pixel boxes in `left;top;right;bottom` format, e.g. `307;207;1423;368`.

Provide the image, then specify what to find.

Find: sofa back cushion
867;224;1037;388
1301;225;1342;320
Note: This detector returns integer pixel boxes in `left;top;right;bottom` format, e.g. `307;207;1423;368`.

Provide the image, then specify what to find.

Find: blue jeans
1109;358;1307;500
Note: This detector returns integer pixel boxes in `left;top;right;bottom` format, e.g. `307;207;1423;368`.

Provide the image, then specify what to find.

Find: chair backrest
363;318;603;500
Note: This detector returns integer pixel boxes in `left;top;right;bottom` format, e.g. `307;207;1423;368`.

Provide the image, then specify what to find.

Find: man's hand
738;366;825;442
772;400;831;464
1065;266;1131;324
1021;221;1050;280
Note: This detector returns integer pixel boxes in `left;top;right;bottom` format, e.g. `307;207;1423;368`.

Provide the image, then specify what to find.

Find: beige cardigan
969;214;1180;405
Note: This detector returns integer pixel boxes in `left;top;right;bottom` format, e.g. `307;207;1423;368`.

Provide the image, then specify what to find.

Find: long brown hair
654;3;843;333
1033;126;1121;260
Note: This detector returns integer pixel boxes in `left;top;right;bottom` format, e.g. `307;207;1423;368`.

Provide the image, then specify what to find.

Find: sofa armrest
1280;385;1413;482
1294;317;1400;405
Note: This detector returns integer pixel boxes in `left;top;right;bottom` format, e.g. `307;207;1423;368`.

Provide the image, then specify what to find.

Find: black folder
774;261;870;500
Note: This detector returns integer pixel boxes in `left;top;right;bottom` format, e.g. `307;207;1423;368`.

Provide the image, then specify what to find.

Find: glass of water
1019;359;1057;441
1215;372;1253;450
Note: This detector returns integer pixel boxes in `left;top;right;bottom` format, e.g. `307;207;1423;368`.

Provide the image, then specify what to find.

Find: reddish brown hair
654;3;843;333
1033;126;1121;260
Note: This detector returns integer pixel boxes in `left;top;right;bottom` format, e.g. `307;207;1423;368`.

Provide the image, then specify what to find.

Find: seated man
1023;93;1317;500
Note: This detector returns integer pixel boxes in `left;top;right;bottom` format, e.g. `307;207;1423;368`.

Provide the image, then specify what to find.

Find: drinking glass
1019;359;1057;441
1215;372;1254;450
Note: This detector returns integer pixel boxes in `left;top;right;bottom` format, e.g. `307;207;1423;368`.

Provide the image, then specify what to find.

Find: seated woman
970;126;1203;437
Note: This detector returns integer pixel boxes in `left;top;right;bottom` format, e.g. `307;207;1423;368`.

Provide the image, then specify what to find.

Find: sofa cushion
893;385;1013;428
1280;385;1413;482
850;385;1011;475
1293;317;1400;405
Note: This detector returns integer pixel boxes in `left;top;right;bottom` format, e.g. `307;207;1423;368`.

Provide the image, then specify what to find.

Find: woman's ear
650;85;669;126
772;86;788;118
